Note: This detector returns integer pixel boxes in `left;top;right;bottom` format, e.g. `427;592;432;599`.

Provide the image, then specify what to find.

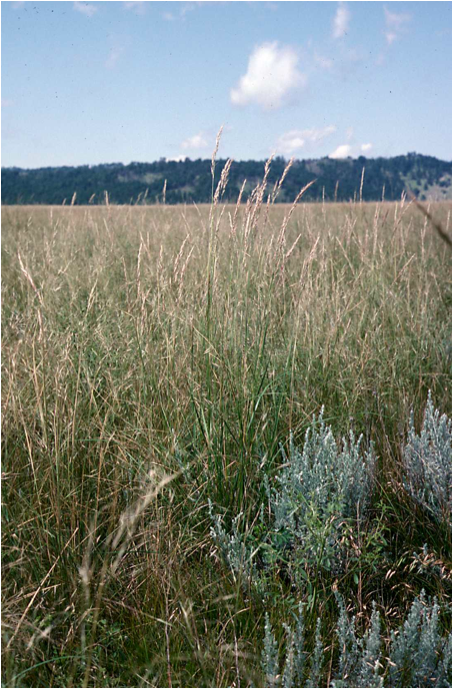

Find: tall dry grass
1;159;451;686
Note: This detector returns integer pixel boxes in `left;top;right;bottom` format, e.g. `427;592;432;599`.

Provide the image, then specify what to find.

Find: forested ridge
2;152;451;205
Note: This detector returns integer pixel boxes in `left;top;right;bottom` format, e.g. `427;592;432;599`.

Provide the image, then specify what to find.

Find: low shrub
209;409;376;591
402;392;452;524
262;592;451;688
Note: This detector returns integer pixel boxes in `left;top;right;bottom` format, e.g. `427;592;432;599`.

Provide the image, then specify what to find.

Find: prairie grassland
1;186;451;687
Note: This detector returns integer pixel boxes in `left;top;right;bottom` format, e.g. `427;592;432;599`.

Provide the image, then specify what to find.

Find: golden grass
1;180;451;686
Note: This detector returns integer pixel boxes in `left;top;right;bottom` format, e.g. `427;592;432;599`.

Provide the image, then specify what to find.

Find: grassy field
1;171;452;687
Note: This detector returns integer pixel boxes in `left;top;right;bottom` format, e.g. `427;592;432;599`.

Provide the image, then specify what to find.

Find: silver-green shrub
402;391;452;523
263;593;451;688
356;604;383;688
265;410;376;575
439;633;452;689
281;602;307;688
332;596;383;688
388;591;451;688
275;413;375;525
334;593;360;685
262;612;280;688
208;499;257;585
209;397;451;585
209;409;376;587
307;618;324;689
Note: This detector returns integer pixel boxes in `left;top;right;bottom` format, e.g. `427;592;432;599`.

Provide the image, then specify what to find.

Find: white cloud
104;34;129;69
361;143;373;153
275;124;337;156
332;2;350;39
314;53;335;71
74;2;97;17
308;125;337;142
105;46;124;69
177;0;279;21
385;7;411;30
329;144;351;159
384;7;411;44
166;155;188;162
181;0;230;17
181;133;209;150
275;132;306;156
123;1;146;15
231;42;306;110
275;126;336;156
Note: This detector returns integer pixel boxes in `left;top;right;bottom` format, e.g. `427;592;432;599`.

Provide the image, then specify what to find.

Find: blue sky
1;1;451;168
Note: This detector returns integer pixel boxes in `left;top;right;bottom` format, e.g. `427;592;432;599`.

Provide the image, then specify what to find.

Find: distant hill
1;153;451;205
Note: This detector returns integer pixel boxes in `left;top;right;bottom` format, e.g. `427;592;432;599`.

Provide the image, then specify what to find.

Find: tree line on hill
1;153;451;205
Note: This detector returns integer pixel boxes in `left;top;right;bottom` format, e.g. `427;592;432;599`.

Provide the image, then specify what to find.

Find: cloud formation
314;53;335;71
181;0;230;17
123;2;146;15
105;46;124;69
361;143;373;153
329;144;351;159
275;125;336;156
231;42;306;110
166;155;187;163
172;0;279;22
181;133;209;150
332;2;350;39
384;7;411;44
73;2;97;17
